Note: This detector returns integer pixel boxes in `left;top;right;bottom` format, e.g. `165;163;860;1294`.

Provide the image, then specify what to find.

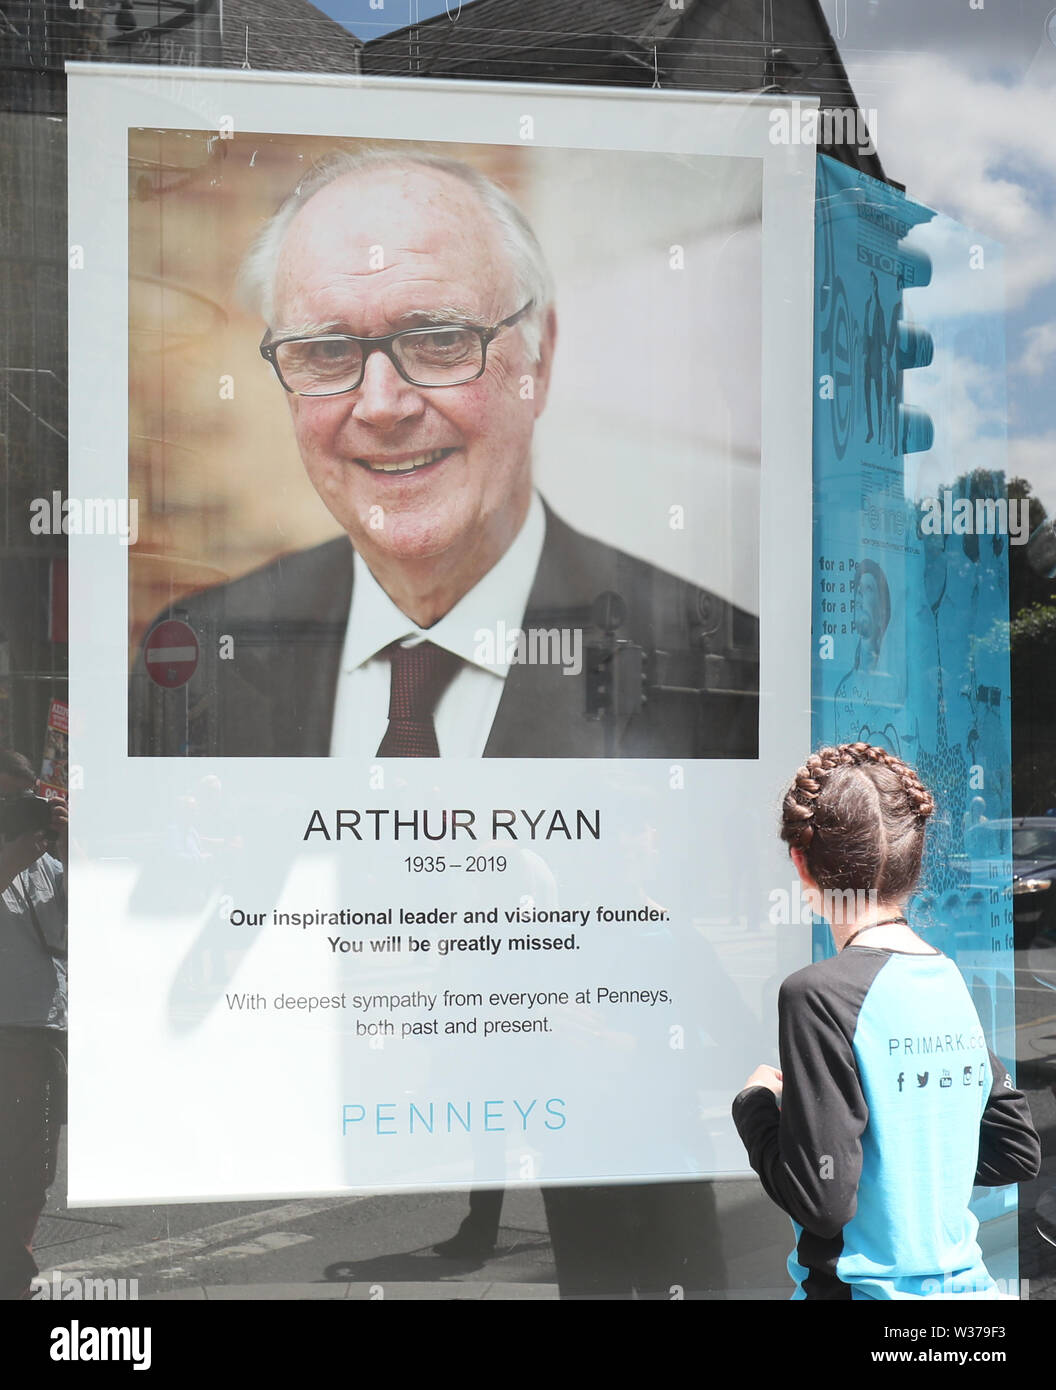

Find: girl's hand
743;1064;783;1097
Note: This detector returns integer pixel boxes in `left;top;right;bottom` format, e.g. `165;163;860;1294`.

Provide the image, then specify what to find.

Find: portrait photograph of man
127;133;762;760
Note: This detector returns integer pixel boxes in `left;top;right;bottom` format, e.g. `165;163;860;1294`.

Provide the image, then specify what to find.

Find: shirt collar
341;491;546;677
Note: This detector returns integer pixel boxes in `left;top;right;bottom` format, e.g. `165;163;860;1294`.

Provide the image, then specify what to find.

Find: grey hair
237;147;554;362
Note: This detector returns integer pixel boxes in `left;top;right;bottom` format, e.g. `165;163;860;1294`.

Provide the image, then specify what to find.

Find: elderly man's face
271;169;553;573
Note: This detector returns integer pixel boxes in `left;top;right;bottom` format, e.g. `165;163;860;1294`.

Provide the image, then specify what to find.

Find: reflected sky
823;0;1056;515
314;0;456;41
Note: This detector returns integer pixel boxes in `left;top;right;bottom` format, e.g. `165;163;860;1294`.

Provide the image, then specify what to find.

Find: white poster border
66;66;816;1204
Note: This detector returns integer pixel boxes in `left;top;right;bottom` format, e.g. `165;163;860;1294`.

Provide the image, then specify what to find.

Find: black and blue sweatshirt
732;945;1041;1300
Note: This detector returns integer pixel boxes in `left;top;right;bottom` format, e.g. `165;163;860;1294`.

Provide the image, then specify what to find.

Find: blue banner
813;153;1016;1273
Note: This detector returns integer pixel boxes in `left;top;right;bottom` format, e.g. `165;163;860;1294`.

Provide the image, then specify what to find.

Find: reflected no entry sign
144;618;199;688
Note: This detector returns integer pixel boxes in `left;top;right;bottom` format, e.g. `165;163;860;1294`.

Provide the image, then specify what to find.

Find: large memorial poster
67;67;815;1203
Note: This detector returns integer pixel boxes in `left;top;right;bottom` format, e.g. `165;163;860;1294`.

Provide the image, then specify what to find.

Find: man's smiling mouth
355;447;457;475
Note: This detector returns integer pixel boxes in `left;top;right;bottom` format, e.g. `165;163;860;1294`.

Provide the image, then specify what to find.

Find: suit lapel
262;538;356;756
483;507;627;758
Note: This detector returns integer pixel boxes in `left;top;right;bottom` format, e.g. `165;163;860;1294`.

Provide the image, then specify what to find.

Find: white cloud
1016;321;1056;377
862;58;1056;305
903;350;1008;501
900;216;1005;320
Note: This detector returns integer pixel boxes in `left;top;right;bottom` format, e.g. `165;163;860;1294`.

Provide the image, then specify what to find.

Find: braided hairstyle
780;743;935;900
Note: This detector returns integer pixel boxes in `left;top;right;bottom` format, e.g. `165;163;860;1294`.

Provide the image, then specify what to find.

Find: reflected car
963;818;1056;949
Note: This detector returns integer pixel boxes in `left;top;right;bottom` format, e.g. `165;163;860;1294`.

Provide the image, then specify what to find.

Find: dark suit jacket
130;505;758;758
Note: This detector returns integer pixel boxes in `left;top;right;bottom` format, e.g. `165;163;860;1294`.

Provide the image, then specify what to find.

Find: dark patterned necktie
376;641;462;757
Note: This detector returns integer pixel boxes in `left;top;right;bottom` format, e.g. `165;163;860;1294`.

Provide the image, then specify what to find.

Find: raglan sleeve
732;969;868;1239
974;1048;1041;1186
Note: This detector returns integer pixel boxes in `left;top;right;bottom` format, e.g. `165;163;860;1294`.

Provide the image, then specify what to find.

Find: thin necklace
842;914;908;950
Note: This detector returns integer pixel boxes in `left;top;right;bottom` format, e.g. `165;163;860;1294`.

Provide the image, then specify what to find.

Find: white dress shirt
329;492;546;758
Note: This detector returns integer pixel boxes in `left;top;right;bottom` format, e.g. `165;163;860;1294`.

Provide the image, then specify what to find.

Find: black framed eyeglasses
259;301;534;396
